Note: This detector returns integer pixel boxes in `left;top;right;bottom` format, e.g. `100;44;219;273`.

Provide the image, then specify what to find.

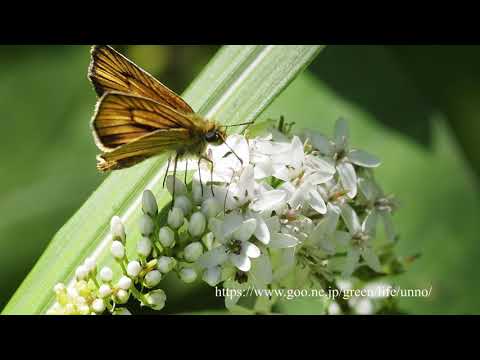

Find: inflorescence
49;118;402;315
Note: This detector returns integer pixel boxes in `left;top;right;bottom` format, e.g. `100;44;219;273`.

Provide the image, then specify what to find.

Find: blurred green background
1;45;479;314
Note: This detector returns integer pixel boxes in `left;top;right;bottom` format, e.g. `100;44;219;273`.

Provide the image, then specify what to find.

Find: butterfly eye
205;131;219;143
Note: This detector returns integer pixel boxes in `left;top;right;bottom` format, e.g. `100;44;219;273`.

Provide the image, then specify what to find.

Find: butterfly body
88;45;226;172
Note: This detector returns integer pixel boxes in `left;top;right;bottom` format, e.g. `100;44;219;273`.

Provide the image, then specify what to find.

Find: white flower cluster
49;118;398;314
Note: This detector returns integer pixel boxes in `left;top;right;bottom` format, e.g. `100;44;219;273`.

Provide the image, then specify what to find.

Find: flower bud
92;298;106;313
127;260;142;278
54;283;66;294
137;236;153;257
115;289;130;304
75;265;89;281
113;308;132;315
110;216;126;242
167;207;184;229
159;226;175;248
201;198;222;218
142;190;158;216
67;287;79;299
76;280;91;298
117;276;132;290
179;268;197;283
188;212;206;237
78;304;91;315
201;232;215;251
202;266;221;287
145;289;166;311
184;242;203;262
83;257;97;273
110;240;125;259
144;270;162;288
157;256;176;273
99;266;113;282
174;195;192;216
139;214;155;236
192;180;203;204
98;284;112;298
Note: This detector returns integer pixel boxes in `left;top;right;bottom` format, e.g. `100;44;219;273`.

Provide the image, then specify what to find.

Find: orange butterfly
88;45;246;198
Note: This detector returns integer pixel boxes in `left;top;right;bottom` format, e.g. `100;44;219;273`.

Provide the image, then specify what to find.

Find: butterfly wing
91;91;198;151
96;128;193;171
88;45;194;114
91;92;203;171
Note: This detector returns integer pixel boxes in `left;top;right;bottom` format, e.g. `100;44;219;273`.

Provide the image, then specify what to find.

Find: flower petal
243;242;261;259
340;203;362;234
251;255;272;286
309;132;334;155
230;254;251;272
381;211;396;243
232;218;257;242
337;162;357;198
334;231;352;247
269;233;299;248
247;212;270;244
197;246;228;268
222;213;244;238
347;149;381;168
361;247;382;273
362;210;378;236
342;247;360;278
309;189;327;214
250;190;287;213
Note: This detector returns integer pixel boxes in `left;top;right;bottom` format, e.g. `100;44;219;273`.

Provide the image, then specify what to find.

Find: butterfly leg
197;156;204;197
184;159;188;185
199;156;215;197
163;157;171;188
171;153;179;209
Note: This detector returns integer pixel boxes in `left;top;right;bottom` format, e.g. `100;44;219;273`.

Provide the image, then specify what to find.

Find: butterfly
88;45;248;199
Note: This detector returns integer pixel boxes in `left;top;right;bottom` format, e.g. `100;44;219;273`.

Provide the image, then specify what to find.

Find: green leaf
3;45;323;314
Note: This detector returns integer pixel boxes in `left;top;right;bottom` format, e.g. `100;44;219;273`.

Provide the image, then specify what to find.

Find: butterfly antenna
218;133;243;165
223;169;236;213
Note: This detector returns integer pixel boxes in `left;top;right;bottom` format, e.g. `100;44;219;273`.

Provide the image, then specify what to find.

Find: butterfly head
204;123;227;145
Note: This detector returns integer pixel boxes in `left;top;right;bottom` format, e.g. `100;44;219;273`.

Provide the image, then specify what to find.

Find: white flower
142;190;158;216
358;176;396;242
99;266;113;282
113;308;132;315
198;214;261;272
337;204;382;277
127;261;142;278
201;198;222;218
309;119;380;199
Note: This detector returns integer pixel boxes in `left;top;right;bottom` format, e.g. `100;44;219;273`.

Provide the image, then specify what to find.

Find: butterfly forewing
92;91;197;151
88;45;194;114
